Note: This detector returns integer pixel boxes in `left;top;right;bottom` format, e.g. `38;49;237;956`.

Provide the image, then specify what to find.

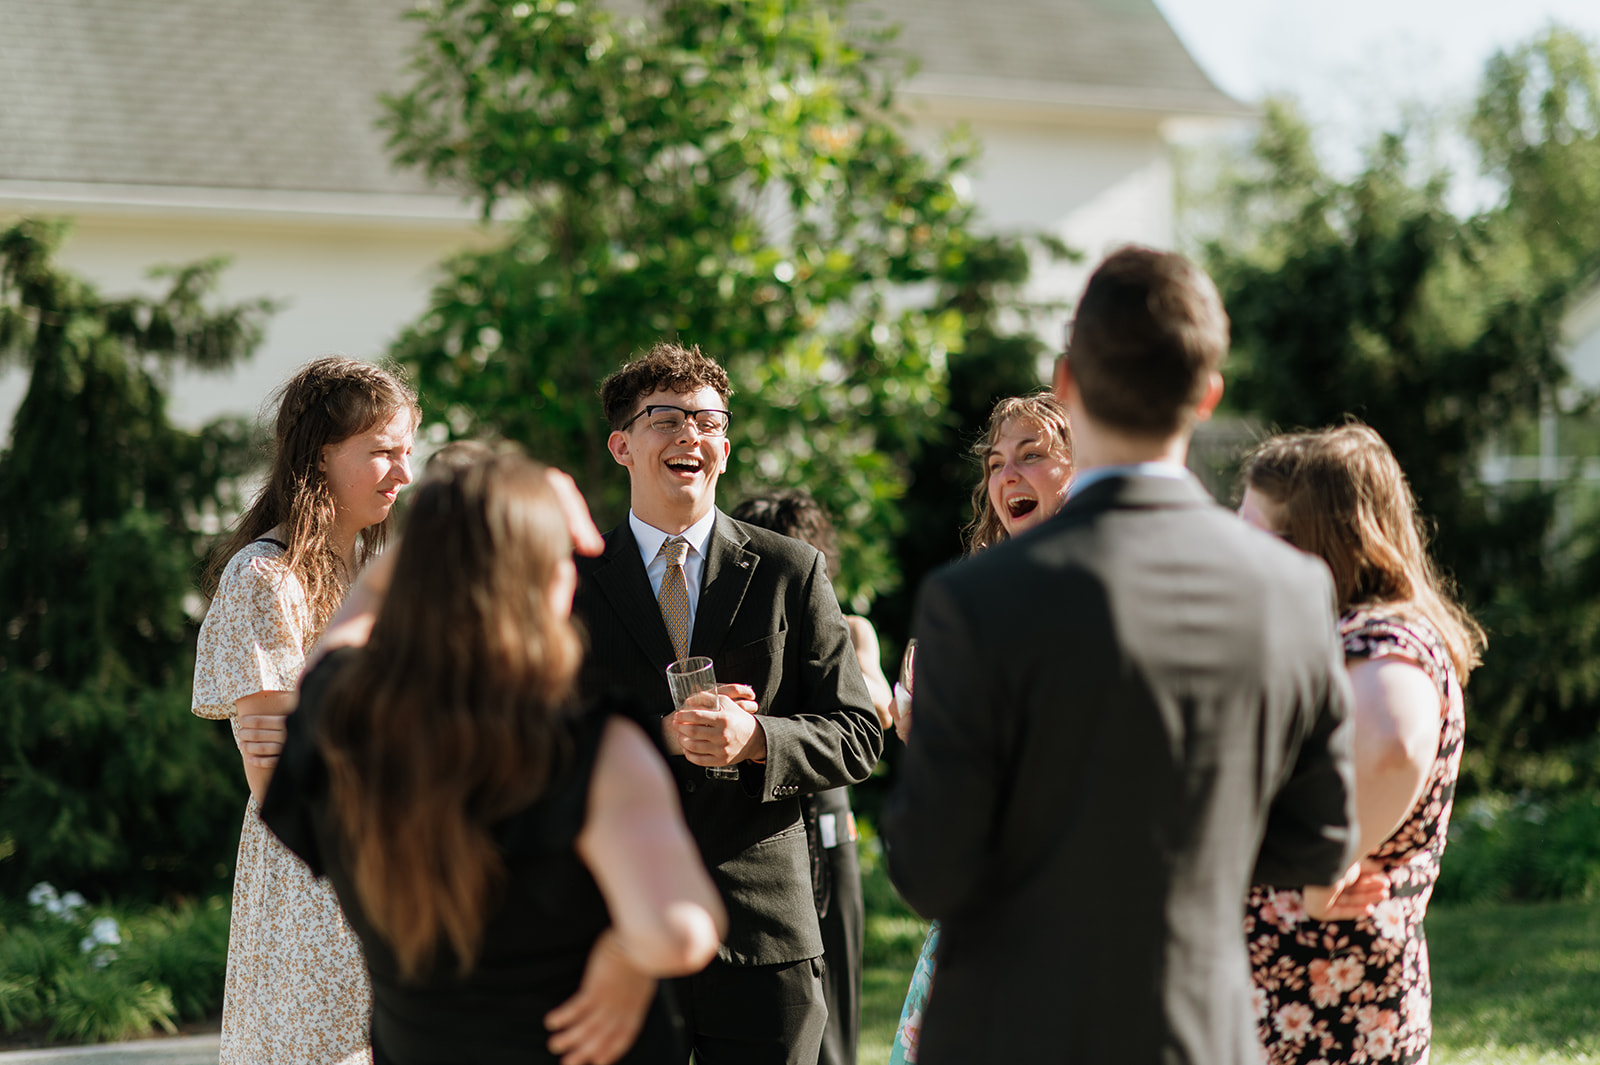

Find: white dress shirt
629;509;718;635
1068;461;1195;498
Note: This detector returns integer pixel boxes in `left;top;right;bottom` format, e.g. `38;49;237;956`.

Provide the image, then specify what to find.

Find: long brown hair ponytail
317;452;584;978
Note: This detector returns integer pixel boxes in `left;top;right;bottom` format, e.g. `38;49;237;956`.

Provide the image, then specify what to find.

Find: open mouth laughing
1006;495;1040;520
666;454;705;475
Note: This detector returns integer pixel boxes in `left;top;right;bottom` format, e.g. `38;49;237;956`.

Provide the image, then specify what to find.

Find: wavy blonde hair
317;451;584;978
962;392;1074;556
205;357;418;635
1240;424;1485;682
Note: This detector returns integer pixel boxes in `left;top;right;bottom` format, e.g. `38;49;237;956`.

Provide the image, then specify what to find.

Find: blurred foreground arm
547;717;725;1064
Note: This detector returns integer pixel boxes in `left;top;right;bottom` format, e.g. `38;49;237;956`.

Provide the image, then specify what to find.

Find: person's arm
1253;578;1361;891
235;546;396;791
731;550;883;795
1346;655;1443;859
1302;655;1443;919
846;614;895;731
881;574;1000;920
236;690;296;802
546;717;725;1065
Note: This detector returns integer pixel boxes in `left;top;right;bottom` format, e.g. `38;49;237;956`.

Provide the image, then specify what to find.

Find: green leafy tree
1472;27;1600;299
1197;71;1600;788
383;0;1041;605
0;219;273;898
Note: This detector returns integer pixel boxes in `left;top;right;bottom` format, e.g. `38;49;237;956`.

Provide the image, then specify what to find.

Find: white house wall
907;111;1176;351
1563;282;1600;395
0;210;488;441
1;119;1181;443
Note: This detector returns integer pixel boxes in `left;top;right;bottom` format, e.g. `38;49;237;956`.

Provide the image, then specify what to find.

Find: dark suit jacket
883;474;1357;1065
574;509;883;966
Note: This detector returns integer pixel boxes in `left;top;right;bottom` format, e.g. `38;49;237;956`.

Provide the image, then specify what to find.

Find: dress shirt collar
1068;461;1194;498
629;508;718;568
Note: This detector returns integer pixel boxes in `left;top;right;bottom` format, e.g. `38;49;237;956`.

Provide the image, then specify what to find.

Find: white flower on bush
27;881;87;920
79;915;123;968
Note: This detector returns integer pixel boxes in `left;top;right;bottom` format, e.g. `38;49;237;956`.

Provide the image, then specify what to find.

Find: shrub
1435;790;1600;903
0;672;245;900
0;884;229;1044
0;219;268;903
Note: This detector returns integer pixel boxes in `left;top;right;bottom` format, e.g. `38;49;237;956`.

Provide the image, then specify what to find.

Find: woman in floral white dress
193;357;416;1064
888;393;1073;1065
1238;425;1486;1065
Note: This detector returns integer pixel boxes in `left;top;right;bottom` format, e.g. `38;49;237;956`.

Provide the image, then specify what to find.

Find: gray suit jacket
574;509;882;965
884;474;1357;1065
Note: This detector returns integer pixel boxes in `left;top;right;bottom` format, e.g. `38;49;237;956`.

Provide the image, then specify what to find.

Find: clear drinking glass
666;656;740;780
892;638;917;739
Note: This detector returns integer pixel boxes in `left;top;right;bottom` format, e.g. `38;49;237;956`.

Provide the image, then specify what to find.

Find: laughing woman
193;357;417;1065
889;391;1073;1064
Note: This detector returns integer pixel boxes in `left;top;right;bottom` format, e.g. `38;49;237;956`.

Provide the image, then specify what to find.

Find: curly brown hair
204;357;418;635
599;341;733;430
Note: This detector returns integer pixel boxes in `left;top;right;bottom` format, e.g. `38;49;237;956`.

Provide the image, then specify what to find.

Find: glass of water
666;656;740;780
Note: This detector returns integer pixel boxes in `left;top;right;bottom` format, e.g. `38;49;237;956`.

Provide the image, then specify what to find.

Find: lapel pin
738;560;750;568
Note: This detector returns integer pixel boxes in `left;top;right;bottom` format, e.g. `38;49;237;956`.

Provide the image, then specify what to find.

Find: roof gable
0;0;1241;199
865;0;1243;115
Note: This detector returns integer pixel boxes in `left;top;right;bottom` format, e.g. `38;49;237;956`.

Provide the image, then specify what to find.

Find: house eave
900;74;1257;128
0;179;489;230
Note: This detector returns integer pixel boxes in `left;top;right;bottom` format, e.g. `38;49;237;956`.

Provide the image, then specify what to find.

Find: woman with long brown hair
261;450;724;1065
192;356;416;1064
890;390;1073;1065
1238;423;1485;1065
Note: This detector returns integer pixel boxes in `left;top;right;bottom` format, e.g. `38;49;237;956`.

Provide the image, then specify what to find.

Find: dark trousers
672;956;827;1065
807;790;863;1065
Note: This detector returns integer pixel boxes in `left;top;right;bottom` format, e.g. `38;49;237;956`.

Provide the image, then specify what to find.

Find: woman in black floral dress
1237;425;1486;1065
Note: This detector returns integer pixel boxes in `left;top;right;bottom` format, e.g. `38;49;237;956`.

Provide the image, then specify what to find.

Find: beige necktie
658;537;691;661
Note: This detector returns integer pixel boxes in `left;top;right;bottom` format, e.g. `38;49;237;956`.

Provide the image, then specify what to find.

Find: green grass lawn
857;849;1600;1065
1430;899;1600;1064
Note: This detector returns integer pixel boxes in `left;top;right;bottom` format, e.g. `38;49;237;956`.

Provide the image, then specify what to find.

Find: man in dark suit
573;342;883;1065
883;247;1364;1064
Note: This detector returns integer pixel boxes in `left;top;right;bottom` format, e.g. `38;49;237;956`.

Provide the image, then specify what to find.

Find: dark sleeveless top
261;648;686;1065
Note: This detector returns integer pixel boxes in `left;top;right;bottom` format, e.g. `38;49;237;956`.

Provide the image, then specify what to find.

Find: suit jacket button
685;779;698;793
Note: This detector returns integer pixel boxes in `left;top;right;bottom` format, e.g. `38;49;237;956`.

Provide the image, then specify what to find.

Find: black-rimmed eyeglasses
619;404;732;437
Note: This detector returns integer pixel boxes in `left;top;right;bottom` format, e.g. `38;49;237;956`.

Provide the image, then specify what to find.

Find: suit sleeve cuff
745;714;805;802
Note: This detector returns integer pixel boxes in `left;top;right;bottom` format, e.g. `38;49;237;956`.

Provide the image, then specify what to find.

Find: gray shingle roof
0;0;1242;198
868;0;1245;115
0;0;430;195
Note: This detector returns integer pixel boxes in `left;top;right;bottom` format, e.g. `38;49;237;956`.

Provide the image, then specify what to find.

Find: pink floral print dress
1245;608;1464;1065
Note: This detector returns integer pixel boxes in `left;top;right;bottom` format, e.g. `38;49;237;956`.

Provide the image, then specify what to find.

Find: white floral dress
193;539;372;1065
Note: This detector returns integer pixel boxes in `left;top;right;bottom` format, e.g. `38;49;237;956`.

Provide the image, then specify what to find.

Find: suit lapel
692;510;758;658
592;522;679;666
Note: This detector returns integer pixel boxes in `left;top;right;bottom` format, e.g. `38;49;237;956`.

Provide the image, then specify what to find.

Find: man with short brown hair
576;341;882;1065
884;247;1360;1065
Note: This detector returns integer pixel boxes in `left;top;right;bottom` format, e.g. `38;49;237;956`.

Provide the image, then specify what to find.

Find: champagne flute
666;656;740;780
